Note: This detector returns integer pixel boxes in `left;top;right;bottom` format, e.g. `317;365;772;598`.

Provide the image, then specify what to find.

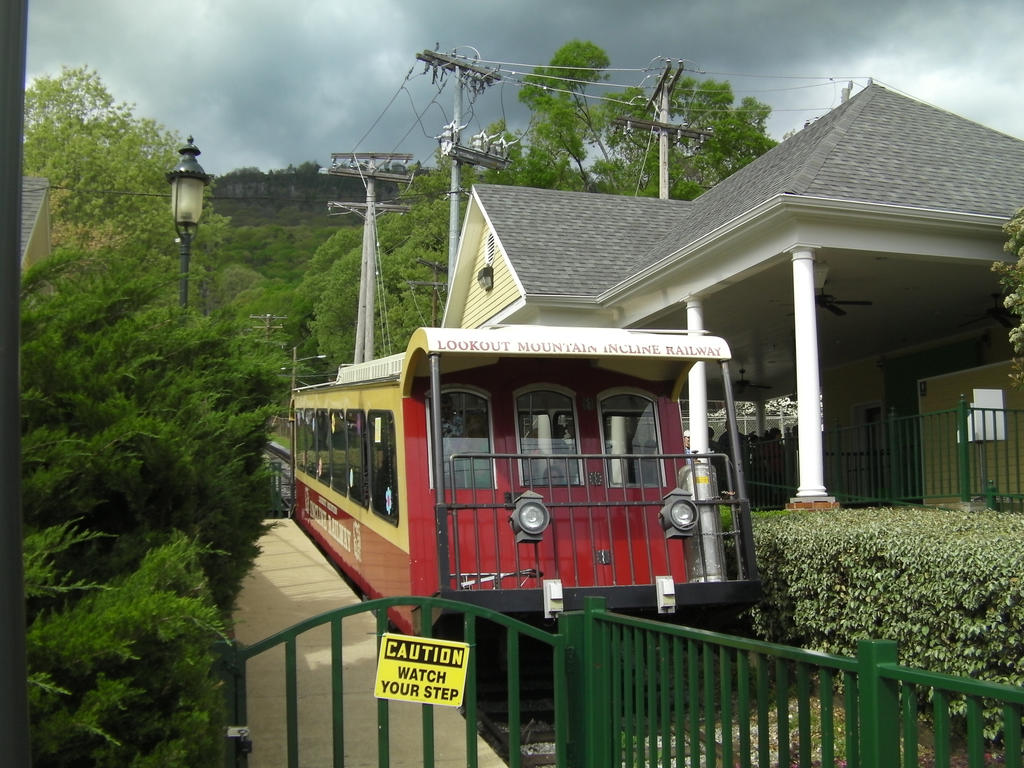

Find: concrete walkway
232;519;505;767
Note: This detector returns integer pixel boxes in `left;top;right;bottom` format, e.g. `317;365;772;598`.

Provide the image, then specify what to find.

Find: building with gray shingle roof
444;83;1024;506
21;176;50;269
472;185;691;297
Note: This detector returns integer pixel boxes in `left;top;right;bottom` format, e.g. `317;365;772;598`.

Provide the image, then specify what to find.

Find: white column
790;249;829;498
686;298;709;453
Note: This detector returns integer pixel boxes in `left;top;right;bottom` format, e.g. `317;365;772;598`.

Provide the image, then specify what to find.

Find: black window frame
599;391;664;487
514;388;582;486
368;409;400;524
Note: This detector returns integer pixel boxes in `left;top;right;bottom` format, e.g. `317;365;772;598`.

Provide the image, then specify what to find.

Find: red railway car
291;325;760;632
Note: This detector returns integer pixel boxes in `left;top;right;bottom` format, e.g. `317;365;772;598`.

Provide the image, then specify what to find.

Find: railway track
477;704;558;767
472;635;560;768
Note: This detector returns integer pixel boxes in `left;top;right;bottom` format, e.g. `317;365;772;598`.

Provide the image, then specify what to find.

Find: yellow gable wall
462;228;522;329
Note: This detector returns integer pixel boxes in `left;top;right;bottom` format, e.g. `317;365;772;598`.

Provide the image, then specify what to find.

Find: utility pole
416;50;508;292
249;313;286;339
407;258;448;326
612;60;712;199
327;153;412;364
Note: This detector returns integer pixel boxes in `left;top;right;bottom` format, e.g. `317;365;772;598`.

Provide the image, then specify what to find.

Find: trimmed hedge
749;507;1024;689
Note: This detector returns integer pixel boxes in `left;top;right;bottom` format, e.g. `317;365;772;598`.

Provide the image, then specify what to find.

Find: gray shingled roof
21;177;49;260
479;84;1024;297
638;84;1024;271
473;185;691;296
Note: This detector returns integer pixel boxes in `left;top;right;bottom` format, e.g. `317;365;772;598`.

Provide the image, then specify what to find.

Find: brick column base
786;496;841;511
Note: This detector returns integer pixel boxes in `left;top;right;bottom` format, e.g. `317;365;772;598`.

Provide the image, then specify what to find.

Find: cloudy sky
25;0;1024;177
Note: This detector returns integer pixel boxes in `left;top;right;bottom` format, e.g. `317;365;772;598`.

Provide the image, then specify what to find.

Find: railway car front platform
232;519;505;767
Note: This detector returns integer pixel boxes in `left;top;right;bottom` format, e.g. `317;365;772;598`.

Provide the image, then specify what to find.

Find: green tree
306;233;362;361
21;66;285;761
995;205;1024;387
492;42;776;198
24;67;179;254
513;40;614;191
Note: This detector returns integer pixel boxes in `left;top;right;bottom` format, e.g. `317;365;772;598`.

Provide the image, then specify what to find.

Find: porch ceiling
645;247;1010;399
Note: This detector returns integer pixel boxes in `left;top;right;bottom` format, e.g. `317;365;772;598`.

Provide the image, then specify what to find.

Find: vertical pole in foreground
178;229;192;307
1;0;31;764
447;66;462;294
429;353;450;592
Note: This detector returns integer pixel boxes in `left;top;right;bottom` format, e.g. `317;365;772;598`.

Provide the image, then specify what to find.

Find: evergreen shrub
25;529;226;767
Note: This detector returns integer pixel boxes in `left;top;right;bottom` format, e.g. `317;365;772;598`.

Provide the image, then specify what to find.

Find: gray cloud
26;0;1024;176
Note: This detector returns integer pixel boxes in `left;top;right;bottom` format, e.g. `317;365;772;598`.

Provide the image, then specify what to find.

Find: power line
352;66;417;153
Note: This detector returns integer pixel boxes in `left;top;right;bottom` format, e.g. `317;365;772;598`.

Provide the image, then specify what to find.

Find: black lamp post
166;137;210;307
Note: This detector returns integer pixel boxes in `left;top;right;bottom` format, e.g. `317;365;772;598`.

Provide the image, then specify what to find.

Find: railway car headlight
660;489;698;539
510;491;551;543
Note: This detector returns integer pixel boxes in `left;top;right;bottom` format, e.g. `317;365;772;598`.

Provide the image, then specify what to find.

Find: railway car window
600;394;663;486
314;409;329;482
516;390;581;485
439;391;493;489
297;408;315;475
368;410;399;523
329;409;348;494
346;410;367;506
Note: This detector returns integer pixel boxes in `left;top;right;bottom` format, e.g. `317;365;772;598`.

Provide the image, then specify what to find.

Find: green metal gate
216;596;568;768
217;596;1024;768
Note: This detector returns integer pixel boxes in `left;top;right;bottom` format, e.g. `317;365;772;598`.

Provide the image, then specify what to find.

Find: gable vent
485;232;496;265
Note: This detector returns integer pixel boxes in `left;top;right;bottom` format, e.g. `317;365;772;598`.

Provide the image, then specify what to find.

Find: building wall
822;335;1021;508
822;357;885;430
918;359;1022;412
822;329;1016;428
918;360;1023;507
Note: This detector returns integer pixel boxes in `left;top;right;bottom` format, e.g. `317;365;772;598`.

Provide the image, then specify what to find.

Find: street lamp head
167;136;211;232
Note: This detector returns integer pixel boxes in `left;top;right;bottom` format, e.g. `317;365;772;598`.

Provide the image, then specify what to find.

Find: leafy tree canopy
20;65;290;763
996;206;1024;387
24;67;187;254
488;41;777;198
25;527;226;767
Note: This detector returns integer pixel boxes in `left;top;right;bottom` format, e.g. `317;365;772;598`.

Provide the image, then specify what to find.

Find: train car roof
401;325;731;398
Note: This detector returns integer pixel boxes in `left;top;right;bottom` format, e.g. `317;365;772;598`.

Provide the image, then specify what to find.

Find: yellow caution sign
374;633;470;707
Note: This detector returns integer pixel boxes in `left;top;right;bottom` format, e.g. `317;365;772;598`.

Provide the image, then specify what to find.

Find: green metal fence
571;598;1023;768
745;402;1024;510
217;595;1023;768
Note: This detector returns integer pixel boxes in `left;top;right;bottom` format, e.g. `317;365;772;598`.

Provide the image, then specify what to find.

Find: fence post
957;395;972;503
828;419;843;500
213;639;249;768
560;596;611;768
885;407;898;499
857;639;899;768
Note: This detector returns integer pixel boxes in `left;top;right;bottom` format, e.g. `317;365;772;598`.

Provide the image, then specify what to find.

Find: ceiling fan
959;293;1014;329
815;288;873;316
735;369;771;393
